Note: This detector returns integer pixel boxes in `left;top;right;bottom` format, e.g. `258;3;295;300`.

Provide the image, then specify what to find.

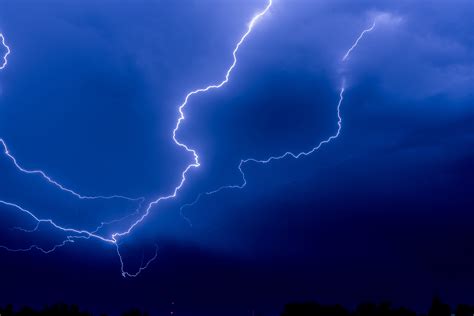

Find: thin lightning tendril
0;200;115;243
0;34;141;202
0;238;76;254
116;244;159;278
0;139;143;201
180;86;345;216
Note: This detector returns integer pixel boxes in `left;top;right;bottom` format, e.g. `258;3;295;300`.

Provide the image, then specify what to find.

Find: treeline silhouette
281;297;474;316
0;304;149;316
1;296;473;316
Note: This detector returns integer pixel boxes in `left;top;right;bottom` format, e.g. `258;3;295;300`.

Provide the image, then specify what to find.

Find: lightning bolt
0;196;147;260
0;139;143;201
0;31;143;269
0;238;77;254
0;200;115;243
179;86;344;217
109;0;274;243
0;1;274;277
0;34;141;202
342;19;376;61
0;32;144;265
0;33;10;70
180;18;378;221
116;244;159;278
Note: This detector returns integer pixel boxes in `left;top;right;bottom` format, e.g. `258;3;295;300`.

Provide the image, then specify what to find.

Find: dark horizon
0;295;471;316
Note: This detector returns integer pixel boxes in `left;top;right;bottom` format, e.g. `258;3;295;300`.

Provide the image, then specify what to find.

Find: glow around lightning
0;1;274;277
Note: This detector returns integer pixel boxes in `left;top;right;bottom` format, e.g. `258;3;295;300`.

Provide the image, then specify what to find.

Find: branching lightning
116;244;159;278
0;200;115;243
108;0;274;243
179;86;345;216
0;2;381;277
180;18;379;220
0;1;274;277
0;30;143;271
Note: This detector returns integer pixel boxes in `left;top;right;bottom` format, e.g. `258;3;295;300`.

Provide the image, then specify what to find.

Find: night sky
0;0;473;315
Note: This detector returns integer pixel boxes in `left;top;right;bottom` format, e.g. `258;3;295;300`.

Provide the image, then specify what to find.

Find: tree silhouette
455;304;474;316
121;308;149;316
428;296;451;316
280;297;455;316
0;296;470;316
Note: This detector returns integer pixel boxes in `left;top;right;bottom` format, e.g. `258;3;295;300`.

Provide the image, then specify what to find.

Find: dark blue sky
0;1;473;315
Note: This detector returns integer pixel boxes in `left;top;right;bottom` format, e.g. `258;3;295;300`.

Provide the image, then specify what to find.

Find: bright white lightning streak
0;1;273;276
110;0;273;242
342;19;376;61
0;32;146;266
0;139;143;201
180;18;378;217
0;197;146;259
0;200;115;244
0;34;141;202
0;33;10;69
180;86;344;215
